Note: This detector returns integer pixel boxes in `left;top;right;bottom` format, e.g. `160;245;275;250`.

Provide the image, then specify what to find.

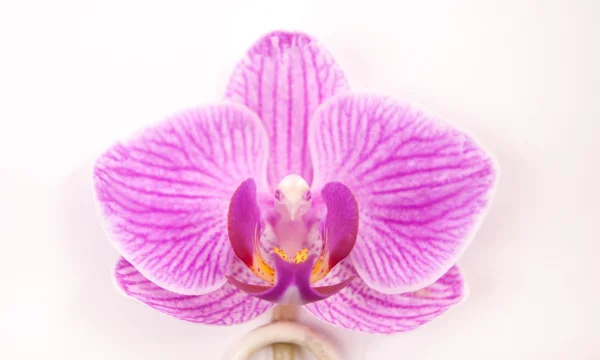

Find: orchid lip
226;256;355;305
227;178;359;304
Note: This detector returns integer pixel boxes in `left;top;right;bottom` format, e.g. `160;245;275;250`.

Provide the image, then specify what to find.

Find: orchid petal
309;93;497;293
305;262;466;334
115;258;272;325
94;104;269;295
225;31;349;189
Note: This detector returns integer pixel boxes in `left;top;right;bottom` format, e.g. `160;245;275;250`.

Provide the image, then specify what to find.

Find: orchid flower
95;31;497;334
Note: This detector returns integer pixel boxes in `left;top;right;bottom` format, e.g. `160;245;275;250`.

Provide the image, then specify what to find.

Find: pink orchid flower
94;31;497;334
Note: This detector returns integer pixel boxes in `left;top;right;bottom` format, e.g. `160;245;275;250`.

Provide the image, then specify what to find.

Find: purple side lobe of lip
227;178;262;268
320;182;359;269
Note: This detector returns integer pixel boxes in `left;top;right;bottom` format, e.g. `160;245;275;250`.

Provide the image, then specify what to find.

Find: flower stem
228;305;338;360
271;305;298;360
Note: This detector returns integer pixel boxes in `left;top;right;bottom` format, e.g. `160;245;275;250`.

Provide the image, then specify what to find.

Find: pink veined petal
305;262;467;334
115;258;272;325
94;103;269;295
309;93;497;293
225;30;350;189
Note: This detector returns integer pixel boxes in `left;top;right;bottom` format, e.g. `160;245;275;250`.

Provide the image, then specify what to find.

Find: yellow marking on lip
249;248;332;285
309;252;330;284
252;251;276;285
274;247;289;261
273;247;310;264
293;248;309;264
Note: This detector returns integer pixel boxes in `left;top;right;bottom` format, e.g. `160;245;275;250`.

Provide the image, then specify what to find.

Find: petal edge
305;263;467;334
95;103;270;295
114;258;273;325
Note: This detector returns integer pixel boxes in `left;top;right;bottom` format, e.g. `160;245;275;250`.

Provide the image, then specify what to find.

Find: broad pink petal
225;31;349;189
309;93;497;293
305;262;466;334
94;104;269;295
115;258;272;325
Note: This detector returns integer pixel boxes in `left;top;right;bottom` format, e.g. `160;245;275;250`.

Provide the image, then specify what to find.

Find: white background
1;0;599;359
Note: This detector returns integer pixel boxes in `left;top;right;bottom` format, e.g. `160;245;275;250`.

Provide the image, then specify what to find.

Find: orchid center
246;175;330;285
272;174;313;260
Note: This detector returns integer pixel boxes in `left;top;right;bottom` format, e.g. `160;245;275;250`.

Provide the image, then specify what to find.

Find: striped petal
115;258;272;325
94;103;269;295
225;31;349;189
309;93;497;293
305;262;466;334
